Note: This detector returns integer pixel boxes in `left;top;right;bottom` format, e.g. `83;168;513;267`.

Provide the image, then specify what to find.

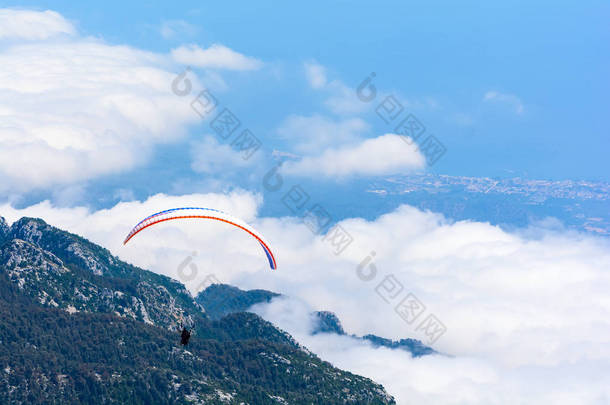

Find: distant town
369;173;610;201
367;174;610;235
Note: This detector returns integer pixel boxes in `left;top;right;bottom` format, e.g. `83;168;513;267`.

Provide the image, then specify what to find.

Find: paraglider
123;207;277;270
124;207;277;347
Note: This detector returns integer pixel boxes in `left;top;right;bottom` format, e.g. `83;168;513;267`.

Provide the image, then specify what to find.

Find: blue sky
1;1;609;211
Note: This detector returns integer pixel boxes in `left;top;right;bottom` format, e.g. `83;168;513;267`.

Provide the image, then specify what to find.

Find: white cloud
283;134;425;177
303;62;440;117
0;9;266;195
304;61;327;89
324;79;371;115
113;188;136;202
0;38;201;193
160;20;198;39
276;114;369;153
2;194;610;403
302;61;369;115
250;209;610;404
190;136;260;174
484;91;524;114
254;295;610;405
171;44;263;71
0;9;75;40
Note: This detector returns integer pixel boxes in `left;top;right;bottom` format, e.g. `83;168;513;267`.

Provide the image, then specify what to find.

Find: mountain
196;284;436;357
1;217;203;332
360;335;435;357
0;216;395;404
313;311;346;335
196;283;280;321
311;311;434;357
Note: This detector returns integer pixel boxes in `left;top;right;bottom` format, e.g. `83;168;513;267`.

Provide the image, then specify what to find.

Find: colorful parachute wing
123;207;277;270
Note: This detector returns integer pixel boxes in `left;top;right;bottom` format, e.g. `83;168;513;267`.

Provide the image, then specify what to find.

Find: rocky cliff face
0;217;202;331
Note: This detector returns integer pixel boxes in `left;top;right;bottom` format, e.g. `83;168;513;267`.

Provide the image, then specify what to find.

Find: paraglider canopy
123;207;277;269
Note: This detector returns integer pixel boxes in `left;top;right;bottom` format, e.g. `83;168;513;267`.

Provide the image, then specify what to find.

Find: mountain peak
9;217;49;246
0;215;205;331
7;216;117;277
313;310;345;335
196;283;280;320
10;217;48;229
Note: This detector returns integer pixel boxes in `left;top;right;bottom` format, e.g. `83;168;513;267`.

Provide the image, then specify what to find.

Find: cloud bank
0;37;197;192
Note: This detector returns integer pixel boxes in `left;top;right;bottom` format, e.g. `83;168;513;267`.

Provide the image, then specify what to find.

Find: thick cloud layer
2;193;609;404
0;39;194;191
0;9;260;194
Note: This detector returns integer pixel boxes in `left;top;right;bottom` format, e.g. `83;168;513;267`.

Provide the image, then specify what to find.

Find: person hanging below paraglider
178;316;193;347
180;325;191;346
177;319;192;346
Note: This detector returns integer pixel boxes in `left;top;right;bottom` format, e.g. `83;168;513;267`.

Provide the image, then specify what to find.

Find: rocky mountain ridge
1;217;201;331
